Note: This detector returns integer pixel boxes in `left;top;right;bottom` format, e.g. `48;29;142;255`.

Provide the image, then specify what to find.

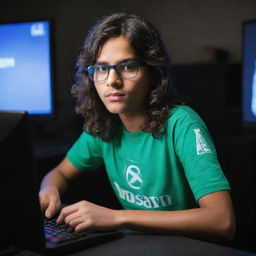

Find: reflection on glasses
84;60;145;82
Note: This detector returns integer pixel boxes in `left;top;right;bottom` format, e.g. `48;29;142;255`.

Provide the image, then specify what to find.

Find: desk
16;232;256;256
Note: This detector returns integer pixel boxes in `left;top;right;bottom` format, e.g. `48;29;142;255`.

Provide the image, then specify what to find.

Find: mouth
106;92;126;101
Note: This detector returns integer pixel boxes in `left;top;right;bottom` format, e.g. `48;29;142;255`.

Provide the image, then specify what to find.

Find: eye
94;65;108;73
119;63;137;72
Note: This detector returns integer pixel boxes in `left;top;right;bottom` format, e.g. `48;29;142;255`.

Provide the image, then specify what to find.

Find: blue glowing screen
0;21;53;114
243;20;256;123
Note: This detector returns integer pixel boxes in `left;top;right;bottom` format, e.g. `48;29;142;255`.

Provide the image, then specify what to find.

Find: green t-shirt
67;105;230;211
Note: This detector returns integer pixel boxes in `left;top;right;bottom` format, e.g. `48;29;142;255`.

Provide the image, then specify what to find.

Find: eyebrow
94;58;140;65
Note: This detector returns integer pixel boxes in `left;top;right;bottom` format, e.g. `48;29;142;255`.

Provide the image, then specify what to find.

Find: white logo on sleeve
193;128;212;155
125;165;143;190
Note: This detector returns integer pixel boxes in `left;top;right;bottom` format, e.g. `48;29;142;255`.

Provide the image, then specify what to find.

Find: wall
0;0;255;134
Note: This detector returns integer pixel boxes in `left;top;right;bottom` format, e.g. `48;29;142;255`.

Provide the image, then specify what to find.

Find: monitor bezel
0;18;56;122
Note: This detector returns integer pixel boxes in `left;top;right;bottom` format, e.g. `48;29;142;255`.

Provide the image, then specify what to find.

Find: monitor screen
0;20;54;115
242;19;256;127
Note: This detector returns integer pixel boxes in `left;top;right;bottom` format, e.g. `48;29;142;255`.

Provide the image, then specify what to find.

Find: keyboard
44;219;88;244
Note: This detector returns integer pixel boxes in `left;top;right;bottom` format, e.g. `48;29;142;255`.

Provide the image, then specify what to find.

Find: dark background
1;0;256;253
1;0;255;136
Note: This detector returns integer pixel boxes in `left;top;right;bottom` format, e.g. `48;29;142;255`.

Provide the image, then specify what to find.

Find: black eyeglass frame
84;60;145;82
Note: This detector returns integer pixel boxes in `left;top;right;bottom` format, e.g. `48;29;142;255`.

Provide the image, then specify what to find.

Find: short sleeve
67;131;104;171
173;107;230;201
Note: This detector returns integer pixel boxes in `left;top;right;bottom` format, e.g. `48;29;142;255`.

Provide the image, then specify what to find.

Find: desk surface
17;232;256;256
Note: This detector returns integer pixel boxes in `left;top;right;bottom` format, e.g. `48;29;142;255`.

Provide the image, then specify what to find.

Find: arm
39;157;80;218
57;190;235;242
118;190;235;241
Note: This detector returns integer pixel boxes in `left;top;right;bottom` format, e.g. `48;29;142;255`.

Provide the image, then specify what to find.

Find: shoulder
71;130;105;150
78;130;99;142
168;105;206;128
165;105;209;139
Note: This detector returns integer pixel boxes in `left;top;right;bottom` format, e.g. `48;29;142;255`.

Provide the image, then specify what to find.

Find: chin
107;108;125;115
105;104;126;115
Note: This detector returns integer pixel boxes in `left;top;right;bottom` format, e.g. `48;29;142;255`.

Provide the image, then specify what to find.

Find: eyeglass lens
91;62;140;82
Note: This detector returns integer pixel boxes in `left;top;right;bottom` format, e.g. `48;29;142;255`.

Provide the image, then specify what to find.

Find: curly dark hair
71;12;182;141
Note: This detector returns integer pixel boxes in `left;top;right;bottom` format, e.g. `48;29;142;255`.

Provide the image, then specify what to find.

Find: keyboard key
43;219;87;244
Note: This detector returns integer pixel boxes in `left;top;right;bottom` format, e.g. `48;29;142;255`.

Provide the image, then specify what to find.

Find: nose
106;68;123;88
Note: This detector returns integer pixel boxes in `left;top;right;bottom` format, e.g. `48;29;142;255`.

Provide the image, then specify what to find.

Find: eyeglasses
84;60;145;82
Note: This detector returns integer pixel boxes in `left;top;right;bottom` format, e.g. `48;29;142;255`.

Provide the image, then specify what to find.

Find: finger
39;198;48;213
39;193;49;212
63;211;81;225
57;204;77;224
45;198;58;218
75;220;92;233
68;216;85;229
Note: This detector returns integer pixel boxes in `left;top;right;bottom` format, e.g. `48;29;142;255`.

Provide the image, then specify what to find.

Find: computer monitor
0;20;54;117
242;19;256;129
0;111;44;252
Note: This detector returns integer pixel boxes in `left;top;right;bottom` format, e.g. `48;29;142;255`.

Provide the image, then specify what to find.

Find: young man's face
94;35;152;117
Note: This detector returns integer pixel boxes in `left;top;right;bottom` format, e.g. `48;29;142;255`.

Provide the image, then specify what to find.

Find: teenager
39;12;235;241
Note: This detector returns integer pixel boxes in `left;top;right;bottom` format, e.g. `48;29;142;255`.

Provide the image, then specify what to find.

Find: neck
119;112;146;133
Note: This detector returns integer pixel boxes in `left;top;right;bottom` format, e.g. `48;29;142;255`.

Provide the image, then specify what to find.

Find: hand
56;200;121;232
39;186;61;219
